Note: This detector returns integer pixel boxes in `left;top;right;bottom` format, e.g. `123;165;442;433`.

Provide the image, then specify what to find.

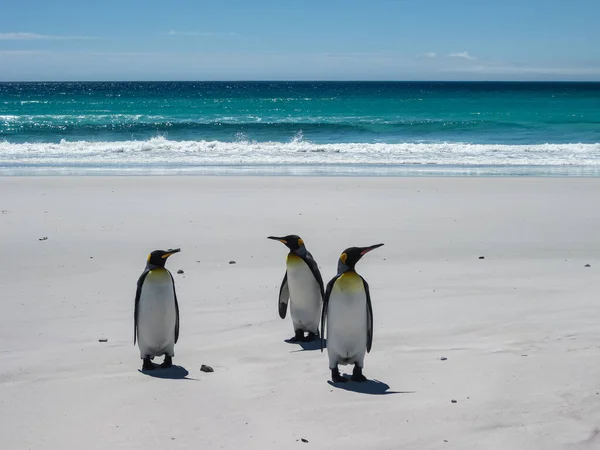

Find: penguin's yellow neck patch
147;267;170;281
336;271;362;292
286;253;303;266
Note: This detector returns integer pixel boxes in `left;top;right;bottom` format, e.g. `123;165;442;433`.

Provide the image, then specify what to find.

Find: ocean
1;81;599;176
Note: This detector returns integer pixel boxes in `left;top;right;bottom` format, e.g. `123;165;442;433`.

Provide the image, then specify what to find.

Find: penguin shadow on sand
138;363;197;380
286;337;326;352
327;377;412;396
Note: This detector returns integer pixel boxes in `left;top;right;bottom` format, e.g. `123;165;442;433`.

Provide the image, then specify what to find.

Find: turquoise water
1;81;600;175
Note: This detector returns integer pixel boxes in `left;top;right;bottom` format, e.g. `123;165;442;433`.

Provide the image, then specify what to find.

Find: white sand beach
1;176;599;450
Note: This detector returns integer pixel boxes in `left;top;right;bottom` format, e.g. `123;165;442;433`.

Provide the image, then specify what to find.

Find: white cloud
0;32;94;40
447;51;476;60
423;52;437;58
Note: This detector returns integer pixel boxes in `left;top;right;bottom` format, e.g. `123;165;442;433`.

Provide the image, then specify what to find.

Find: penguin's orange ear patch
298;238;304;246
340;253;347;264
147;254;152;262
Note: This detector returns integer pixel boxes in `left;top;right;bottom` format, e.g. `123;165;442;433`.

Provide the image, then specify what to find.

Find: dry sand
1;176;599;450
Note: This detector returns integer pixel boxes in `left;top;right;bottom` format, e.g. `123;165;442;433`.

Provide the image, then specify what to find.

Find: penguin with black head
268;235;324;342
134;248;181;371
321;244;383;383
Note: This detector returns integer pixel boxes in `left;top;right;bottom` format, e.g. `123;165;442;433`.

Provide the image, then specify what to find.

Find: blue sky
1;0;599;81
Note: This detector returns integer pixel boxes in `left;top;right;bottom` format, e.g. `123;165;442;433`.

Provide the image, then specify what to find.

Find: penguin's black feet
351;364;367;382
160;355;173;369
331;368;348;383
142;357;154;371
287;329;305;343
303;332;318;342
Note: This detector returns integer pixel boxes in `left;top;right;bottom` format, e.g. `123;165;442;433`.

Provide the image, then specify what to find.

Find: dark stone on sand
99;338;108;342
229;260;236;264
200;365;214;373
301;438;309;443
451;399;457;403
478;256;485;259
177;269;184;274
584;264;591;267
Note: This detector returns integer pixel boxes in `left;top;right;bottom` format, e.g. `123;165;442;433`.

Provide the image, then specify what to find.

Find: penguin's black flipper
361;276;374;353
302;250;325;298
278;272;290;319
134;270;149;345
169;271;180;343
321;275;340;352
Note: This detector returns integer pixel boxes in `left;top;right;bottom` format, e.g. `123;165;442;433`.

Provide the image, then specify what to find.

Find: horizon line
2;79;600;83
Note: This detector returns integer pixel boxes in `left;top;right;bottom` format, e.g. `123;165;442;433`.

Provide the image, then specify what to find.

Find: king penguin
268;235;325;342
134;248;181;371
320;243;384;383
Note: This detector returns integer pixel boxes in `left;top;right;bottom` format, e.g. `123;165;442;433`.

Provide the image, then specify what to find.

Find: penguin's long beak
359;243;384;255
162;248;181;258
267;236;287;244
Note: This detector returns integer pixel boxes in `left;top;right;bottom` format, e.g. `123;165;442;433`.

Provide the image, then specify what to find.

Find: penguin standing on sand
134;248;181;371
268;235;324;342
320;243;384;383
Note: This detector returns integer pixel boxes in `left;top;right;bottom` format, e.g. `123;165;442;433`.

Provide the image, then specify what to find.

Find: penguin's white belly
286;254;321;333
327;272;367;367
137;269;177;359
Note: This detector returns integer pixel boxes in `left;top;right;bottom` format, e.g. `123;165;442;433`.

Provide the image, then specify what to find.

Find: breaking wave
1;137;600;168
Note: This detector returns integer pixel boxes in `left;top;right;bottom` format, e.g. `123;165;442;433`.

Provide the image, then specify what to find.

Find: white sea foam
1;137;599;173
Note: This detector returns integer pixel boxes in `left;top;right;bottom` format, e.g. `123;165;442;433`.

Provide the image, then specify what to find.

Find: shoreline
2;163;600;177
